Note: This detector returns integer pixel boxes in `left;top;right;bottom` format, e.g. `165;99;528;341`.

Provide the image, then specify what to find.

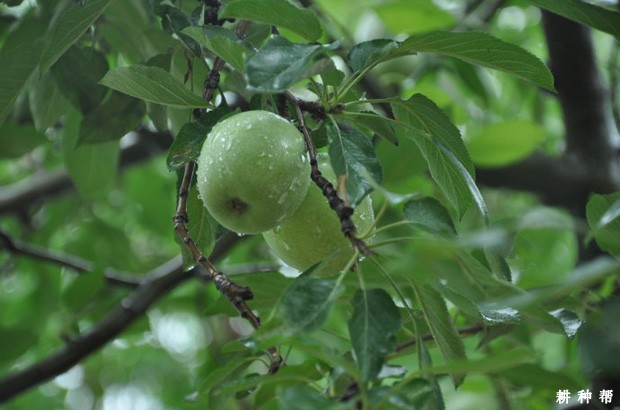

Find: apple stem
285;92;373;257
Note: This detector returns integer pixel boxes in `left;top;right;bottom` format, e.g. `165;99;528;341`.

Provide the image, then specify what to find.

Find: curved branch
0;257;185;403
0;229;143;288
0;232;242;403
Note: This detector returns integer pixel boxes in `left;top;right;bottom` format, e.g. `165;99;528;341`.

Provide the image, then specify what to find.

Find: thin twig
172;18;262;330
0;229;141;288
284;92;372;256
0;229;90;272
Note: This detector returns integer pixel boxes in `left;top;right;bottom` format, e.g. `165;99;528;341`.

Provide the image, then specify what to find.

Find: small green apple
262;154;374;272
196;110;311;234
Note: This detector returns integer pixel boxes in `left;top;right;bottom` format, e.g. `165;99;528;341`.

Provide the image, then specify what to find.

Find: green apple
262;154;374;272
196;110;311;234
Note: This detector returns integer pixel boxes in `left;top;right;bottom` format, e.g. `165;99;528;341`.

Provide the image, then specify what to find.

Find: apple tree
1;0;620;409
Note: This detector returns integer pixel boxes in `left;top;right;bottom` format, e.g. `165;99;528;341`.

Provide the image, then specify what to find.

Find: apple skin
262;154;374;272
196;110;311;234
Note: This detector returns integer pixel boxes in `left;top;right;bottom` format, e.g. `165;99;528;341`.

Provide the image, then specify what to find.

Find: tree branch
0;257;186;403
542;11;619;183
0;128;173;218
285;92;372;256
0;229;142;288
0;231;243;403
476;152;619;216
478;13;620;220
172;17;266;333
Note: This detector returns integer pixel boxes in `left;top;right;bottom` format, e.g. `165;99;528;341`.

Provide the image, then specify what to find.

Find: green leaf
0;325;38;367
479;257;620;318
509;210;577;288
347;39;399;73
369;379;432;410
400;31;555;91
216;364;321;396
100;66;209;108
220;0;322;42
340;110;399;145
159;5;202;57
531;0;620;40
182;26;251;73
579;298;620;377
166;107;232;170
279;276;342;332
326;122;384;205
61;272;105;311
393;94;487;220
466;120;545;167
230;271;294;313
280;386;345;410
41;0;114;71
144;53;173;132
412;284;466;387
456;252;567;334
411;346;533;376
348;289;401;382
587;193;620;256
29;70;71;131
79;91;146;144
394;94;473;175
550;309;582;339
499;364;582;392
374;0;455;34
0;123;47;158
62;109;119;199
0;15;47;122
279;276;343;332
403;197;456;235
51;45;109;114
245;36;335;93
168;122;208;170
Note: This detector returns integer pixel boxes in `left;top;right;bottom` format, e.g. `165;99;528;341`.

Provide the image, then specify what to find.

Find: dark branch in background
284;92;372;256
542;12;619;181
0;229;90;272
610;41;620;133
0;231;246;403
477;13;620;224
476;152;618;217
0;128;173;218
0;229;142;288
